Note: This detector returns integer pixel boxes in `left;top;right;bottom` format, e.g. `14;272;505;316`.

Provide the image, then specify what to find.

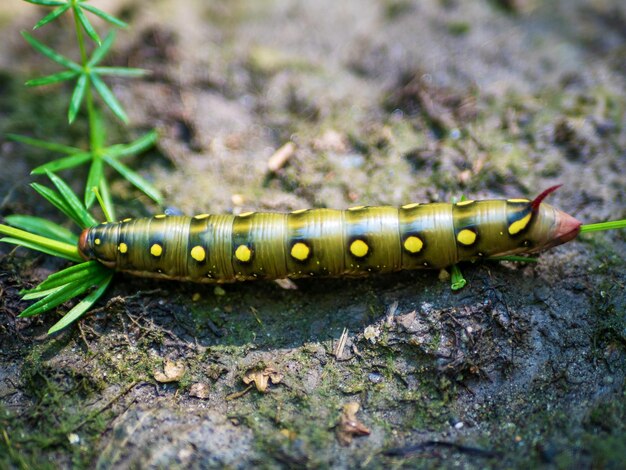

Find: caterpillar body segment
77;196;582;283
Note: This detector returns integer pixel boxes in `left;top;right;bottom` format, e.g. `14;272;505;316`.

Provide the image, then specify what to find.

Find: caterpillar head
78;226;118;268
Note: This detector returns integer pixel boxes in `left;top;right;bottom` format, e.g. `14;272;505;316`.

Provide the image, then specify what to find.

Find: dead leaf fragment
242;366;283;392
154;359;186;383
267;142;296;172
336;402;370;446
189;382;210;399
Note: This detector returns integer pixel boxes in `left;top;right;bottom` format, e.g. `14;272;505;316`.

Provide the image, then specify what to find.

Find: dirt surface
1;0;625;468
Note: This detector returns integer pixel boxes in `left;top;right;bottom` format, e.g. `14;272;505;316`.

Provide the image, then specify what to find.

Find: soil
1;0;625;468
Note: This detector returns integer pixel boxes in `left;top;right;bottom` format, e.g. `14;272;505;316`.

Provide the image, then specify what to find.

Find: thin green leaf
5;215;77;244
31;151;92;174
1;237;80;262
90;73;128;123
0;223;82;262
92;67;147;77
33;3;71;29
46;171;98;228
6;134;81;154
68;73;88;123
31;182;80;225
48;274;113;333
78;3;127;28
25;69;78;87
107;130;157;158
88;31;115;66
98;177;115;222
450;264;467;291
25;261;105;293
74;4;100;44
19;271;109;318
21;32;81;72
22;286;64;301
104;156;162;204
24;0;65;6
580;219;626;233
84;158;103;208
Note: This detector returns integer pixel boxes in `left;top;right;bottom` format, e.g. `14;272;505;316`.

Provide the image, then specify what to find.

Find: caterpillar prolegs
78;187;582;283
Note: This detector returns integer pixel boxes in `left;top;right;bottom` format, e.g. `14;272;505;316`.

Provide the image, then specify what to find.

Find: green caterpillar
78;186;581;283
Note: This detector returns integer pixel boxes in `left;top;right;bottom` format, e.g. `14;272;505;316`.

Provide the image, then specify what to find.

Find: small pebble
368;372;383;384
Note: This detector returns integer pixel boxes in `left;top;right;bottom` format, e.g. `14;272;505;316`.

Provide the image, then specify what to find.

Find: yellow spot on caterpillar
235;245;252;262
150;243;163;257
456;200;475;207
194;214;209;219
155;214;166;219
348;205;365;211
94;238;101;245
402;202;420;209
507;198;530;203
508;212;532;235
123;218;132;222
290;242;311;261
118;243;128;254
291;209;307;214
350;239;369;258
239;211;254;217
457;229;477;246
403;236;424;253
190;245;206;262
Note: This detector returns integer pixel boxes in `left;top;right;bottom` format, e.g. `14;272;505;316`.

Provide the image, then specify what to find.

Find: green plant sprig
580;220;626;233
11;0;162;219
0;172;113;334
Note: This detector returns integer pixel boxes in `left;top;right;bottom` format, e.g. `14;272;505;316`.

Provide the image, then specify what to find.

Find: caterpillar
77;186;581;283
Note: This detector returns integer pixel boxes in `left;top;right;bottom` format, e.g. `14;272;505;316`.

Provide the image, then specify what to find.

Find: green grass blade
48;273;113;333
88;31;115;66
73;4;101;44
0;223;81;261
84;158;103;208
79;3;127;28
107;130;157;158
21;32;81;72
92;67;147;77
98;177;115;222
19;270;110;318
6;134;82;154
68;73;88;123
90;73;128;123
25;261;104;293
0;237;80;262
22;286;64;300
31;182;82;227
104;156;162;204
25;69;78;86
450;264;467;291
33;3;71;29
24;0;65;6
31;151;92;174
47;171;98;228
5;215;78;244
580;219;626;233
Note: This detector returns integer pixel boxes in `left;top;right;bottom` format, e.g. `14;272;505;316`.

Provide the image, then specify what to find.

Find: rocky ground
1;0;625;468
